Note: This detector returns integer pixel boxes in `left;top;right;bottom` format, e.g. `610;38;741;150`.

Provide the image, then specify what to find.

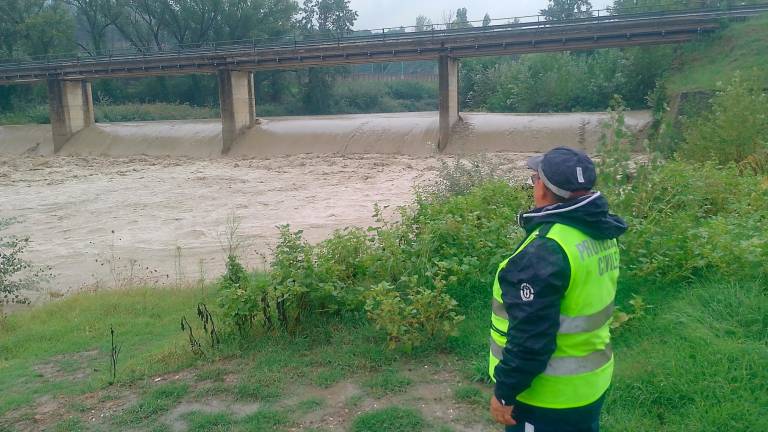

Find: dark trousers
505;393;605;432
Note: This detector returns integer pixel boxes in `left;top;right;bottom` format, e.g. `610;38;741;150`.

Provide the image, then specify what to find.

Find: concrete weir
47;79;94;153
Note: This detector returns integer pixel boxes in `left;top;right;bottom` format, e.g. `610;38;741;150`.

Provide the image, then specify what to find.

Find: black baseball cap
527;147;596;198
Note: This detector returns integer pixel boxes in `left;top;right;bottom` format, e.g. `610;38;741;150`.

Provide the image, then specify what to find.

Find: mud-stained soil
1;356;494;431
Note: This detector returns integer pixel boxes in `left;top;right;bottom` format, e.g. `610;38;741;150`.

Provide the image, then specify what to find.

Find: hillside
665;14;768;93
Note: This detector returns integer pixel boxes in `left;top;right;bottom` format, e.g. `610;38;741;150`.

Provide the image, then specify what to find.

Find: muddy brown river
0;111;650;300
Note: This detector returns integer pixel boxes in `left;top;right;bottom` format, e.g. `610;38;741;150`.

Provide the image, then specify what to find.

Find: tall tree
19;2;76;56
299;0;358;114
300;0;356;34
454;7;470;28
113;0;167;51
0;0;47;57
215;0;297;41
161;0;224;46
540;0;593;21
64;0;123;54
415;14;431;32
482;13;491;27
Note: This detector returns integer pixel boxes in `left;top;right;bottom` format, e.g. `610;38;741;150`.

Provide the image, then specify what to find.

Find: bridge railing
1;1;767;72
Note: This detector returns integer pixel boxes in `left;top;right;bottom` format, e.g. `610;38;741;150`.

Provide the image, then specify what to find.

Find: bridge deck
1;4;767;85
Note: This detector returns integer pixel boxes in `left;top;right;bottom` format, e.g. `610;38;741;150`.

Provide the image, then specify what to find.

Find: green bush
217;179;528;344
680;73;768;164
608;161;768;283
0;105;50;125
364;280;463;350
95;103;218;122
1;218;50;306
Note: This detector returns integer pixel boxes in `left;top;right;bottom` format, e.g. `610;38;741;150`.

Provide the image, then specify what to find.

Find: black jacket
493;192;627;405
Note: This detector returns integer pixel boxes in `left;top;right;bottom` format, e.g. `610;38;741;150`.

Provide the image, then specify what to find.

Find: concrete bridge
2;3;767;154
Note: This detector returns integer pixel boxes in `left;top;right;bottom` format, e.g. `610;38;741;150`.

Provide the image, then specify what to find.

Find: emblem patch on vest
520;283;535;302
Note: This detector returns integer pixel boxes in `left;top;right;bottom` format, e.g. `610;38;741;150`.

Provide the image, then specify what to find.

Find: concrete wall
218;69;255;154
438;55;459;151
47;79;94;153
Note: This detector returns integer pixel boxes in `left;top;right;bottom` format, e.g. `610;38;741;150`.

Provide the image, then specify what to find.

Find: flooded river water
0;111;650;299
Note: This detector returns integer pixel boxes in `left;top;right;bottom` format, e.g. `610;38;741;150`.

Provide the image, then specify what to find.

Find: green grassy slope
665;14;768;93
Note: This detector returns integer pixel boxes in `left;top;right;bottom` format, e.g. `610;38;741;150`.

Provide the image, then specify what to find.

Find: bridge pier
47;79;94;153
438;55;460;151
218;69;256;154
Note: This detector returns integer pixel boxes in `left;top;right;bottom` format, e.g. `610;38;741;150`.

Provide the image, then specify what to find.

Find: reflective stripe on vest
490;337;613;376
492;298;614;334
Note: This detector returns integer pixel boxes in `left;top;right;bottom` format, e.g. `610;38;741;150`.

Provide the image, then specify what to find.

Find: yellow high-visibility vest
489;223;618;408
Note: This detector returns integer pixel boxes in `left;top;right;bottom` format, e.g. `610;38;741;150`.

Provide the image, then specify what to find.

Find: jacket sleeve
493;236;570;405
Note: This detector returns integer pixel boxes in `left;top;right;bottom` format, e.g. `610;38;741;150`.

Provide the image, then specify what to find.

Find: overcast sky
349;0;614;30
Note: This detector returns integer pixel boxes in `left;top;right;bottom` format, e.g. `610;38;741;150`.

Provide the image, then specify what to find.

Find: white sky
349;0;614;30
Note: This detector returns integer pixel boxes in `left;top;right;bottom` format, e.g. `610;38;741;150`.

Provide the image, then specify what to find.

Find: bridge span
2;3;767;153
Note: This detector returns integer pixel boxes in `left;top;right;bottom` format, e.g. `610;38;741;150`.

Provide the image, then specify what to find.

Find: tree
454;7;470;28
482;13;491;27
160;0;224;46
20;2;76;56
113;0;167;51
64;0;123;54
415;14;432;32
540;0;593;21
0;0;48;57
214;0;297;41
299;0;358;113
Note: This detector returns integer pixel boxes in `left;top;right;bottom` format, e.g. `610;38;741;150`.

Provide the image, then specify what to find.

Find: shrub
94;103;218;122
364;279;463;351
217;180;529;345
416;155;508;200
609;161;768;283
596;96;634;189
1;218;50;306
680;73;768;164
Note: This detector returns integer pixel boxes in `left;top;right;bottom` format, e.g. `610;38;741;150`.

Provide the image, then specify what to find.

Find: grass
453;385;487;408
362;370;413;398
0;287;208;417
184;411;234;432
665;14;768;93
116;382;189;426
604;277;768;432
350;406;426;432
180;409;292;431
3;276;763;430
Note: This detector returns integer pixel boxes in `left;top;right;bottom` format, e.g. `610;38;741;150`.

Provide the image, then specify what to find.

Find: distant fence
339;73;438;82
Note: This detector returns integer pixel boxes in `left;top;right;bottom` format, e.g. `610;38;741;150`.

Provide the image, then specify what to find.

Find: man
489;147;627;432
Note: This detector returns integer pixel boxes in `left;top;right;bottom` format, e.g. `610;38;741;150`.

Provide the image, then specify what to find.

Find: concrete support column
438;55;460;151
47;79;94;153
218;69;256;154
